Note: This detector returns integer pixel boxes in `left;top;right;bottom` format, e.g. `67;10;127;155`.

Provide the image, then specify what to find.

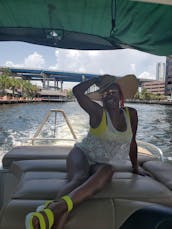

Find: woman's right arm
72;78;102;116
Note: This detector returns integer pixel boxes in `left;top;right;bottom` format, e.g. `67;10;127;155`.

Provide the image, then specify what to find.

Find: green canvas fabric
0;0;172;55
112;0;172;55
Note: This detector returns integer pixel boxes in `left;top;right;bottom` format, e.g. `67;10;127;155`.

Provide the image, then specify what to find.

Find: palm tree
134;91;140;100
9;77;20;97
30;84;39;98
140;88;151;100
0;67;39;98
20;80;37;98
18;79;30;98
0;74;11;96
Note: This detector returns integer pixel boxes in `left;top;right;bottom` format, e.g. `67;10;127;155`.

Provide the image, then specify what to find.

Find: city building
165;56;172;96
156;62;166;81
142;80;165;95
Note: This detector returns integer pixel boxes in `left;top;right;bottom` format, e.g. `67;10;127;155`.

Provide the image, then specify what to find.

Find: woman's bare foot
32;217;40;229
32;200;68;229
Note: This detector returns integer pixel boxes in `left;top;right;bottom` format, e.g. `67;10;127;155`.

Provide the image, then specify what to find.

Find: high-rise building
142;80;165;95
156;62;166;81
165;56;172;96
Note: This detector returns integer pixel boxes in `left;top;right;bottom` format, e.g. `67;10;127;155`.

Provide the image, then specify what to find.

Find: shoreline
1;98;172;105
0;98;41;104
127;99;172;106
0;98;72;104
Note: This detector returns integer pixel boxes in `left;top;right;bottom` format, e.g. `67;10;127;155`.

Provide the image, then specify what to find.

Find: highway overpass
1;67;154;88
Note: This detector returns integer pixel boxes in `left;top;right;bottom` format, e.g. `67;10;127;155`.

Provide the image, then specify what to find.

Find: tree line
134;88;166;101
1;68;167;101
0;69;39;98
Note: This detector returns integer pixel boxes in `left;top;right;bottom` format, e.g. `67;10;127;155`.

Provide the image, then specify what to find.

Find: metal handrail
31;109;77;145
137;140;164;161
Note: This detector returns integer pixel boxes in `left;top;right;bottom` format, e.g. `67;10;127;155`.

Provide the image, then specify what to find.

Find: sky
0;41;166;89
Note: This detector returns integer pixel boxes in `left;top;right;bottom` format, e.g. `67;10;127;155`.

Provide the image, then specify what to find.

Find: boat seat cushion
10;157;156;179
10;159;67;178
96;175;172;201
3;145;155;169
10;159;172;202
143;160;172;190
0;198;115;229
11;168;172;202
2;145;71;168
137;154;158;165
1;198;171;229
10;159;134;179
12;171;68;198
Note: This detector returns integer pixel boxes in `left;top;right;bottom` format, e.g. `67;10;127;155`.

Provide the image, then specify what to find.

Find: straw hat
87;74;138;101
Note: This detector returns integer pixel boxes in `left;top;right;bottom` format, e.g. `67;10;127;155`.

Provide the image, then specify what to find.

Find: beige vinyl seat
1;146;172;229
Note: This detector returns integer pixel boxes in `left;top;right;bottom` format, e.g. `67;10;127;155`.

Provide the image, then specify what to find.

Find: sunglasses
101;89;120;98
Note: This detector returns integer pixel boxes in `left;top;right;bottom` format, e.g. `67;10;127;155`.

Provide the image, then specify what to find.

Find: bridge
2;67;154;88
7;67;99;89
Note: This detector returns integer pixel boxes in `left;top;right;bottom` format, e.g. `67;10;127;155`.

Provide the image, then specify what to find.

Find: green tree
0;67;39;98
9;77;21;97
134;91;140;99
67;89;74;99
0;74;10;95
140;88;151;100
29;84;39;98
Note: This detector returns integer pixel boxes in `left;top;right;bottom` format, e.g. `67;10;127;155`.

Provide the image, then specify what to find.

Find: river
0;102;172;159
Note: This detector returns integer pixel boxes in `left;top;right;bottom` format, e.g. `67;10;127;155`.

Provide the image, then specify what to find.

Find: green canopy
0;0;172;55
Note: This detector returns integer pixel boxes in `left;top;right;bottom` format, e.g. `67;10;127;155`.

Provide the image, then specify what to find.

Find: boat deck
1;145;172;228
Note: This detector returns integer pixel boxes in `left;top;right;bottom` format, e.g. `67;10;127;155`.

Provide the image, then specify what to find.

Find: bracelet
61;195;73;212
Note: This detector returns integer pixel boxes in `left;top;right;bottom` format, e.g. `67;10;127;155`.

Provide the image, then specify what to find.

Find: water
0;102;172;158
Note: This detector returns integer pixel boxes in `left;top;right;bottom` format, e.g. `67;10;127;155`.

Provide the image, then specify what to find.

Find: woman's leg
50;161;115;229
33;146;115;229
32;146;91;229
55;146;91;198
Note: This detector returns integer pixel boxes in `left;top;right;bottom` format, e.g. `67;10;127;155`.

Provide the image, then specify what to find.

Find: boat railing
137;140;164;161
31;109;77;145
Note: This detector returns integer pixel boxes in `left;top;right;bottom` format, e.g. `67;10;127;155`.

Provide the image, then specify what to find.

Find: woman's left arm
128;107;139;173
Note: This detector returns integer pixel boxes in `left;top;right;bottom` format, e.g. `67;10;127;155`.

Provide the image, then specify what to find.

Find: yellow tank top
89;107;132;143
76;107;133;165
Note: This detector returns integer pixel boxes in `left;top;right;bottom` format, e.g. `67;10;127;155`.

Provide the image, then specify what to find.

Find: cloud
138;71;154;80
24;52;45;68
87;51;100;57
5;61;22;68
4;52;45;69
3;47;165;85
130;64;136;72
49;48;165;79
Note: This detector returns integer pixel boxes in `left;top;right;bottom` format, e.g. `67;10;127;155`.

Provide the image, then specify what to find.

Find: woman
26;74;143;229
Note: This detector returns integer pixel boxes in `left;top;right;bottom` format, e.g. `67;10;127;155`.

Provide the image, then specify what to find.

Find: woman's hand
92;76;103;87
132;167;151;176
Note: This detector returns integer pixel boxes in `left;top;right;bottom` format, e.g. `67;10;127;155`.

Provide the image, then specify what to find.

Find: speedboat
0;1;172;228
